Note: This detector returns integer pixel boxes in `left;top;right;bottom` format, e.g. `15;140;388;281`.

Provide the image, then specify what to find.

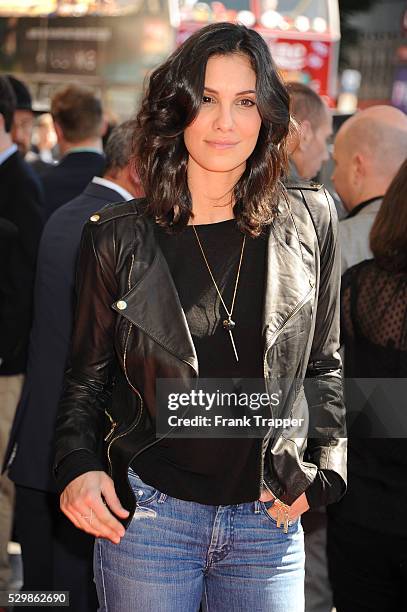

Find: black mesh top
330;259;407;535
341;259;407;378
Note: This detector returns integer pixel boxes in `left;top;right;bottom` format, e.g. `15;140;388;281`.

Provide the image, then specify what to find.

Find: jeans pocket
127;467;159;504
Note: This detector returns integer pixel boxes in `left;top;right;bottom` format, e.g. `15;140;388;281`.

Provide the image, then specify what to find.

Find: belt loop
158;492;167;504
254;500;261;514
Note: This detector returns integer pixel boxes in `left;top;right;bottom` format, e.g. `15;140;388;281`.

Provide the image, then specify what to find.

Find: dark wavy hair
133;22;291;236
370;159;407;272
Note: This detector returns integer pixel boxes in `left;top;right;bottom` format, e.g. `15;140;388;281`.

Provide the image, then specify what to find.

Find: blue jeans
94;469;305;611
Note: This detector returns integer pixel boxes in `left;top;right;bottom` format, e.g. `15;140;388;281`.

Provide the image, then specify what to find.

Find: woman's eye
238;98;256;107
202;95;214;104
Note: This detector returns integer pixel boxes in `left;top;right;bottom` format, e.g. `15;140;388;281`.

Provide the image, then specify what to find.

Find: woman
54;23;346;611
328;159;407;611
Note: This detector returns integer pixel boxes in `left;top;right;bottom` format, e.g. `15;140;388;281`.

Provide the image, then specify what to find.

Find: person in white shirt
331;105;407;274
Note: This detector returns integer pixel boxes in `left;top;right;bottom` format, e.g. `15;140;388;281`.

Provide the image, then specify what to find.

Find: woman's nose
213;103;234;131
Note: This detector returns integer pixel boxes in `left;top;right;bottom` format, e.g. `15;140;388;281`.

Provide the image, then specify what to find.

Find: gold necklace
192;224;246;362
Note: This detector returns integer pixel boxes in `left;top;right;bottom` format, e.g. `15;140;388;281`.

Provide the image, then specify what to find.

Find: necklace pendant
223;318;236;331
227;329;239;362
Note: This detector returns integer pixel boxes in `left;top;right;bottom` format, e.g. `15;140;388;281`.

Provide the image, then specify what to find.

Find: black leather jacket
54;182;347;527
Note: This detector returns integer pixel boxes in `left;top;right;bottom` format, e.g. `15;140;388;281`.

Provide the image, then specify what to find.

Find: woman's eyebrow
204;86;256;95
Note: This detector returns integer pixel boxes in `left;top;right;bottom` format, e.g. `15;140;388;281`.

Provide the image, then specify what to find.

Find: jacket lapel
112;242;198;375
262;193;314;347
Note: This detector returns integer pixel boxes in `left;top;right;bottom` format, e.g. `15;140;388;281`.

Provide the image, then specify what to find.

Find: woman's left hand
259;490;310;522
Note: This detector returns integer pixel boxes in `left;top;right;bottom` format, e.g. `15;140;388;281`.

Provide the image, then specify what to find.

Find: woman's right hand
60;471;129;544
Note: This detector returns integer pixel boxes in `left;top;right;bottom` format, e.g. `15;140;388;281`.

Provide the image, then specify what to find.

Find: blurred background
0;0;405;118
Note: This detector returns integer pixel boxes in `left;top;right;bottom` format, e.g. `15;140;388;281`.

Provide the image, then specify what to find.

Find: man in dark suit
7;74;35;159
41;84;106;219
7;75;50;188
0;76;43;592
7;76;57;176
4;120;142;612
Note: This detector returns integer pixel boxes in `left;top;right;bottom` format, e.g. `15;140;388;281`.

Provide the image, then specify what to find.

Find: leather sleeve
53;220;118;478
304;188;347;492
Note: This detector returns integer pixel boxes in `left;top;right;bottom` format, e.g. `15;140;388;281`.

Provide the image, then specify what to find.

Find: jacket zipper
104;410;117;443
259;284;314;496
107;322;144;475
108;253;198;476
107;256;140;473
107;321;197;475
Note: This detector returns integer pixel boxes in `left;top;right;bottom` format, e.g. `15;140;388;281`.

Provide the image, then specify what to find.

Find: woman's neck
187;157;244;225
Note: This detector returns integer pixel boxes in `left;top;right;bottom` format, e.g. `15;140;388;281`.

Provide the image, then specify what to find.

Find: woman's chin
189;159;247;175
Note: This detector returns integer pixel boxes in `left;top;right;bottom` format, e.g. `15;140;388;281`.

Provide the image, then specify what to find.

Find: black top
56;217;343;507
329;259;407;534
133;219;265;504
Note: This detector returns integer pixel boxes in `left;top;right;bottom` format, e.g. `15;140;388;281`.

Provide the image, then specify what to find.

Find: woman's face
184;53;262;176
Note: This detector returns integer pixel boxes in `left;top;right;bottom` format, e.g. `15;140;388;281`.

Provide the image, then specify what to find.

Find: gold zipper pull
261;479;274;497
104;411;117;442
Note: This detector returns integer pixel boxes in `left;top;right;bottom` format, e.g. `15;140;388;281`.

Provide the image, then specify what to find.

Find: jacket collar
112;195;313;372
82;181;128;204
346;196;383;219
58;150;105;167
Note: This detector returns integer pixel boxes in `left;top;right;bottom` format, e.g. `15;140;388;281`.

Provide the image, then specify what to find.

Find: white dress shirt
91;176;134;202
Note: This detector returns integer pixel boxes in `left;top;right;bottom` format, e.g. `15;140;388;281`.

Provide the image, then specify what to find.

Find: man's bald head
332;105;407;211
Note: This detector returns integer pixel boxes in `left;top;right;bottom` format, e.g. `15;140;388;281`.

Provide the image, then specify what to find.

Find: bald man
332;105;407;273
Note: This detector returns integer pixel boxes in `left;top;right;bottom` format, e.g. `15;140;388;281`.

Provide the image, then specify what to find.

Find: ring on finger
80;508;93;525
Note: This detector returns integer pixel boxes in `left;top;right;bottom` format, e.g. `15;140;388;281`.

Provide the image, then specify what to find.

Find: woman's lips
205;140;239;150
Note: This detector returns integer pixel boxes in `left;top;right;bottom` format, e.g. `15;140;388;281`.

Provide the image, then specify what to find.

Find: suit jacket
5;182;124;491
0;151;44;374
0;219;18;332
41;151;105;219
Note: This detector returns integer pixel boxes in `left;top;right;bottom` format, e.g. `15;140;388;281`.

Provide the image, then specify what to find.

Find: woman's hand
60;471;129;544
259;489;310;523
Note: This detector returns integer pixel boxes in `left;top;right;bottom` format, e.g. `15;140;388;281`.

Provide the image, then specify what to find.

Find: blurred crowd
0;73;406;612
